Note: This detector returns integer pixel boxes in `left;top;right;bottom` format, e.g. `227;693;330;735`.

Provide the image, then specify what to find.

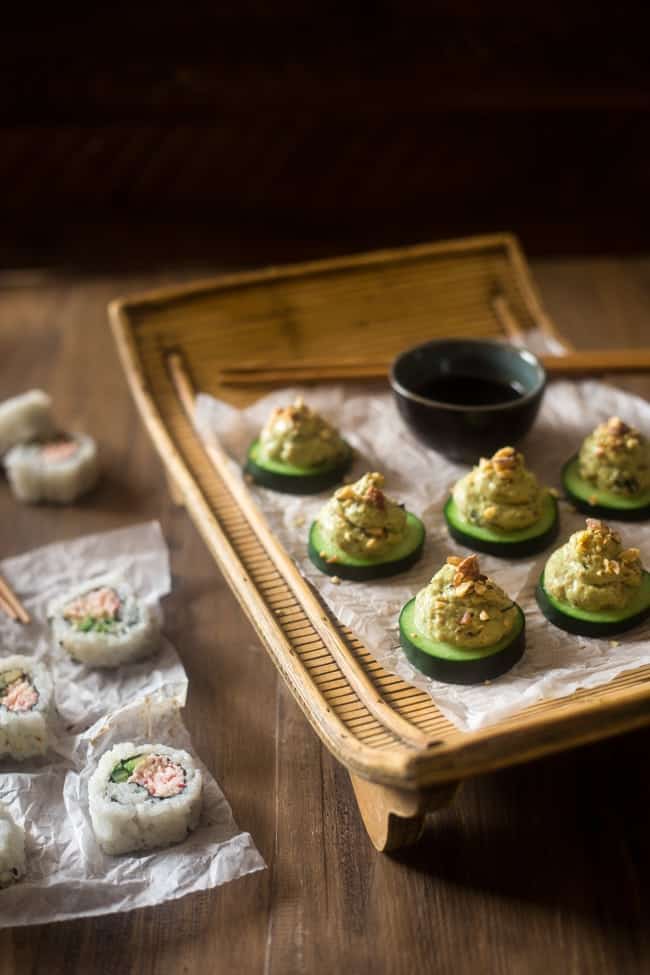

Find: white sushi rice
88;742;203;855
48;576;160;668
0;805;26;888
0;655;52;761
4;433;99;504
0;390;54;456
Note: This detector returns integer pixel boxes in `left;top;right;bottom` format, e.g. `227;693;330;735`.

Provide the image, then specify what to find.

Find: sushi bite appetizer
399;554;525;684
444;446;558;557
49;577;159;668
245;397;352;494
0;390;54;456
89;743;203;855
536;518;650;637
562;416;650;520
308;471;425;581
0;655;52;760
4;433;99;504
0;805;25;889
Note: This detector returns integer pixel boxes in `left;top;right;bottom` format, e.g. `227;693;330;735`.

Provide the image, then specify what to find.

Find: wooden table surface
1;257;650;974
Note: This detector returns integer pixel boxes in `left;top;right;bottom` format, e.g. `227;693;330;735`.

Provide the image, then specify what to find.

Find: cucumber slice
536;569;650;637
308;512;425;581
561;455;650;521
244;438;352;494
443;492;559;558
399;598;526;684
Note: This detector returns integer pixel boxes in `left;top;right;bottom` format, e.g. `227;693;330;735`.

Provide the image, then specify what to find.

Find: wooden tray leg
350;773;458;853
165;468;185;507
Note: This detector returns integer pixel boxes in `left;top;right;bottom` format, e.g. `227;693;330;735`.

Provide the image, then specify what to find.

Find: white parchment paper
0;694;264;926
0;521;186;734
0;524;265;924
195;379;650;732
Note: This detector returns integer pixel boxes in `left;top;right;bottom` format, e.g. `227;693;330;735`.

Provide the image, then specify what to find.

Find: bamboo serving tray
109;234;650;852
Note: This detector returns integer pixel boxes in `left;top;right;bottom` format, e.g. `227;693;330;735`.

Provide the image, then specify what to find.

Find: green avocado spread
317;472;407;558
452;446;547;532
544;518;643;612
258;397;347;469
578;416;650;497
413;554;518;649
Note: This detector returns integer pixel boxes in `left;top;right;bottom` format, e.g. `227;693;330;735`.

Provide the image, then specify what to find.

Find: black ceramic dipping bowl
390;338;546;463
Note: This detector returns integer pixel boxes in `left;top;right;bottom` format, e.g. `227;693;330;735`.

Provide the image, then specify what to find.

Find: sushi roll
0;655;52;760
49;577;160;668
88;742;203;855
0;390;54;456
0;805;25;888
4;433;99;504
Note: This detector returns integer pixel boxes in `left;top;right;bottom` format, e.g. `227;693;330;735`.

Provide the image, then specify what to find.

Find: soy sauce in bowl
390;339;546;463
414;375;525;407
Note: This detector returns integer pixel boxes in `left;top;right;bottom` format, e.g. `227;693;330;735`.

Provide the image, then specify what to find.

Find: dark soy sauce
416;375;524;406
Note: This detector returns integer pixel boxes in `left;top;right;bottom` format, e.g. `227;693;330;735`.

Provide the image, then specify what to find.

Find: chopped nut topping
621;547;640;562
365;486;385;510
456;555;481;580
479;609;490;621
626;438;639;450
483;505;498;521
455;580;474;597
335;485;355;501
474;582;486;595
586;518;606;533
459;610;473;625
365;538;379;550
446;555;463;566
607;416;629;436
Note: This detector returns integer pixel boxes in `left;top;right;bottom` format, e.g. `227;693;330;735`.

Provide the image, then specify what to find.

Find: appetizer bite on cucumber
245;397;352;494
536;518;650;637
444;446;558;557
399;554;525;684
308;472;425;580
562;416;650;521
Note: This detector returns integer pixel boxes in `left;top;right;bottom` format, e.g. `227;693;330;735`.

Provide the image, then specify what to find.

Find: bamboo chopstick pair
0;575;30;624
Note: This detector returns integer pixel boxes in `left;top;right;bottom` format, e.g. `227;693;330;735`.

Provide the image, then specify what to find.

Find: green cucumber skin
308;520;425;581
443;495;559;559
561;456;650;522
244;444;352;495
536;576;650;638
398;602;526;684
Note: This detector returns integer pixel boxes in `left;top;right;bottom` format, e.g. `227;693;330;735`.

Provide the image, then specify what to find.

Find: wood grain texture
0;255;650;972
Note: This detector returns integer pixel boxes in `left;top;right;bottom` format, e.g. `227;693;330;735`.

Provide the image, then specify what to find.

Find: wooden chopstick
0;575;30;624
217;348;650;386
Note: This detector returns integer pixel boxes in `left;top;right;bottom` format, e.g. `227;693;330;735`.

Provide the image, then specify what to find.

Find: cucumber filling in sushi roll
0;389;54;456
0;656;52;760
4;432;99;504
89;743;203;855
245;397;352;494
308;472;425;580
0;805;26;889
49;577;160;668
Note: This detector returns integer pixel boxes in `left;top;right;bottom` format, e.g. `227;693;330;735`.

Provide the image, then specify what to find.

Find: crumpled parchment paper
0;523;264;925
195;378;650;732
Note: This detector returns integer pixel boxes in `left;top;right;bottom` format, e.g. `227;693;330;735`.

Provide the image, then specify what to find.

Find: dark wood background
3;2;650;268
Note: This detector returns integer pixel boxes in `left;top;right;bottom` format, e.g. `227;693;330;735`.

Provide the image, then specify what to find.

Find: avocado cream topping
413;554;518;649
544;518;643;612
259;397;347;468
317;472;407;558
452;446;547;531
578;416;650;497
